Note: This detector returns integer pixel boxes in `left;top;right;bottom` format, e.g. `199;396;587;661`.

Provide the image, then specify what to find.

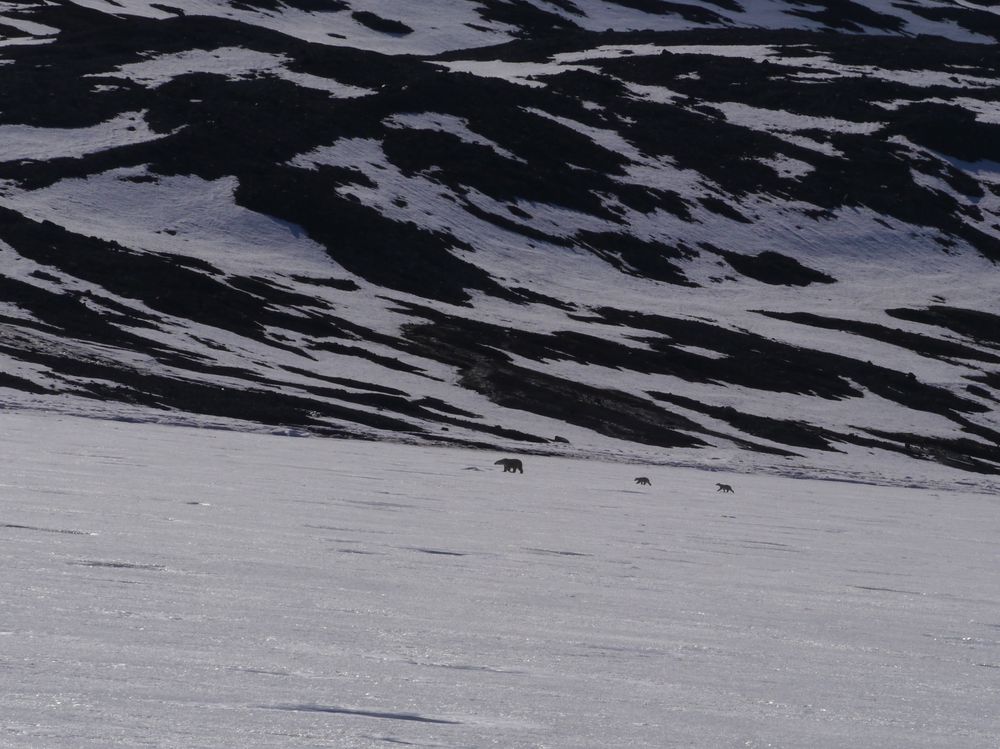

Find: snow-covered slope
1;1;999;476
2;412;999;747
6;0;1000;53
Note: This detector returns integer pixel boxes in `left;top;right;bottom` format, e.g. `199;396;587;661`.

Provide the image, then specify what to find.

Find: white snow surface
100;47;374;98
0;167;337;276
1;411;998;748
0;112;167;162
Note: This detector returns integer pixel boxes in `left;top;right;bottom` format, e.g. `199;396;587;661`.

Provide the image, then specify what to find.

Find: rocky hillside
1;0;999;474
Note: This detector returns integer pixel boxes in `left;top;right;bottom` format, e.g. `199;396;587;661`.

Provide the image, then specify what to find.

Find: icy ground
2;412;998;747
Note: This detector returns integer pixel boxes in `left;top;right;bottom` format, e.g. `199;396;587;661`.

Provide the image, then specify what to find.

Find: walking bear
495;458;524;474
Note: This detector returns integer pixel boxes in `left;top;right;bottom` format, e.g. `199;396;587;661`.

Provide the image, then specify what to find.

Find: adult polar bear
495;458;524;474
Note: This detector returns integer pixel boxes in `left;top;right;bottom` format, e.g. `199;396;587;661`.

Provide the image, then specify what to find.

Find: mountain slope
1;1;999;474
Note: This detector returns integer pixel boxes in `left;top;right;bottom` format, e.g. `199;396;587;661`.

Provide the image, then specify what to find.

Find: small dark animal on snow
634;477;651;486
716;483;734;493
495;458;523;473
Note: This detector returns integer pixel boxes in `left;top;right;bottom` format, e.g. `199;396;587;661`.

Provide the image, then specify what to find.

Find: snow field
1;412;998;747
